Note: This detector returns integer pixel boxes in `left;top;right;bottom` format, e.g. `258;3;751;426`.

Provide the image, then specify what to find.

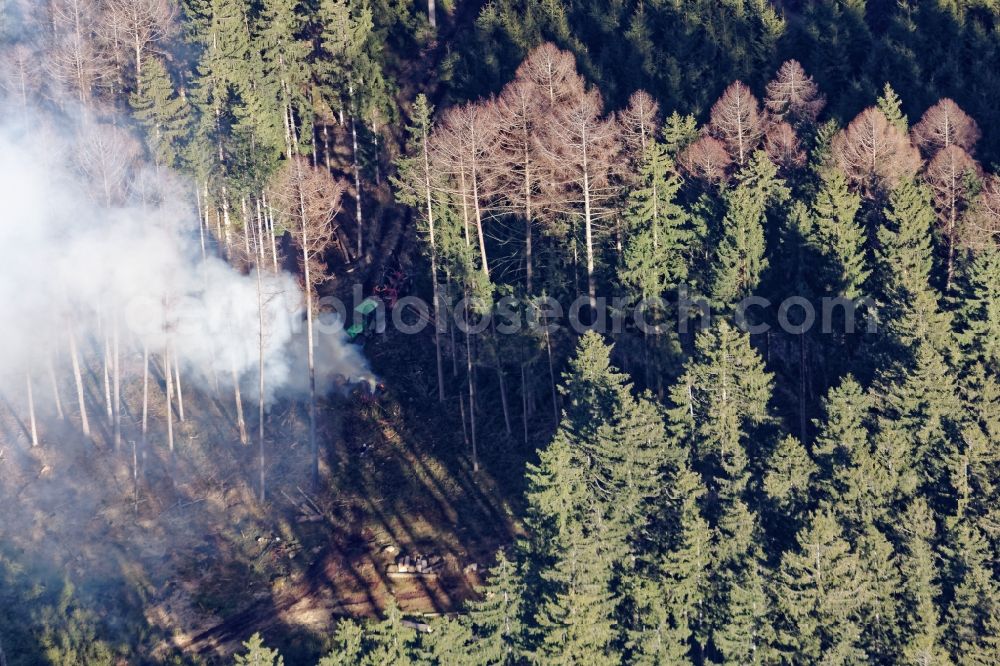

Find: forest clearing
2;0;1000;664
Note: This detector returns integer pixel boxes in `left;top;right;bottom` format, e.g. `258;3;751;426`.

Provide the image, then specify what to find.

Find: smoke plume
0;110;370;415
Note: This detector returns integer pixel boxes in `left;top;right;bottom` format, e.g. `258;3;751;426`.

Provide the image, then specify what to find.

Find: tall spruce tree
258;0;314;157
763;434;817;524
234;633;284;666
620;140;690;297
524;332;678;663
876;179;953;357
956;248;1000;370
655;465;712;663
522;436;619;665
466;549;525;666
669;320;773;505
605;390;678;545
189;0;260;201
318;619;365;665
709;500;776;665
857;524;904;662
711;152;789;306
944;520;1000;666
876;82;908;133
556;332;634;493
362;601;417;666
898;499;950;665
415;618;475;665
775;509;869;663
130;57;192;169
878;343;963;508
811;168;868;300
661;111;699;156
810;375;879;525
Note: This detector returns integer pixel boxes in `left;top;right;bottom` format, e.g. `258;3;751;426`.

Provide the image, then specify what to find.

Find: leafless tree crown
832;106;921;192
765;59;825;125
708;80;764;166
912;98;981;156
619;89;660;159
764;120;806;173
680;135;732;184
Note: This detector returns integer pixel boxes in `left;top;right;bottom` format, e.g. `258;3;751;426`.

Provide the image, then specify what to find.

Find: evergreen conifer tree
711;152;788;306
811;376;877;523
258;0;314;156
763;435;817;521
879;343;963;506
811;168;868;300
234;633;284;666
956;248;1000;369
655;466;712;663
661;111;699;156
523;436;619;665
362;601;417;666
857;525;904;662
318;619;365;665
710;501;776;665
467;549;525;666
877;179;953;356
669;320;773;505
877;82;908;132
775;509;869;663
131;57;192;169
898;500;950;665
620;140;690;299
415;618;475;665
944;520;999;665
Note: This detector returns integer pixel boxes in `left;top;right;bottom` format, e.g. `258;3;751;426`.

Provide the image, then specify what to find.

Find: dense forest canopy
0;0;999;664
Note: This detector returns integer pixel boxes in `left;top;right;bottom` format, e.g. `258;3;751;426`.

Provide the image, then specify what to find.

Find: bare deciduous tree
67;320;90;437
274;157;346;487
495;76;543;293
517;43;587;222
76;124;139;450
925;144;980;287
708;80;764;166
537;86;620;303
504;43;589;286
764;120;806;173
47;0;107;105
25;366;38;447
76;122;140;206
912;98;981;157
764;59;825;126
619;89;659;173
680;135;732;184
0;43;40;121
832;107;921;193
103;0;176;80
431;101;501;278
966;175;1000;250
515;42;582;109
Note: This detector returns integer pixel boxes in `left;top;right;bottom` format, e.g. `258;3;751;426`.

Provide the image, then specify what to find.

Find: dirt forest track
168;525;485;659
172;543;361;657
146;361;517;661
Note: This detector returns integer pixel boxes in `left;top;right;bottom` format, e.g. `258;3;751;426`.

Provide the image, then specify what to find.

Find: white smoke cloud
0;110;371;417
